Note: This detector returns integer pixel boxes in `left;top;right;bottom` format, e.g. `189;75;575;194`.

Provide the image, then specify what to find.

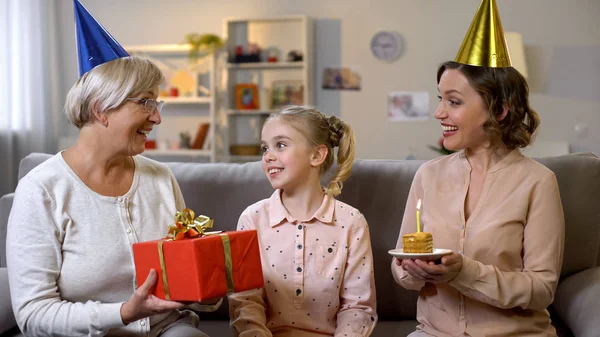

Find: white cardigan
7;153;218;336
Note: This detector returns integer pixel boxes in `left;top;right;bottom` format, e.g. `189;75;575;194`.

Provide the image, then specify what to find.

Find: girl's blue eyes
261;142;286;153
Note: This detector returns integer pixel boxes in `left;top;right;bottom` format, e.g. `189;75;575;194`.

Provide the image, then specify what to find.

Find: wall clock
370;31;404;62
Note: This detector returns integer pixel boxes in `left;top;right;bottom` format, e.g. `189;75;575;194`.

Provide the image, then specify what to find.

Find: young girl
229;106;377;336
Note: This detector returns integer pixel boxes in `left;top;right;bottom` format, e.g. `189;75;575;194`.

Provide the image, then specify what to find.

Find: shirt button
298;225;302;230
459;250;463;254
297;267;302;272
297;244;302;250
459;300;464;306
126;228;132;234
140;320;146;326
296;289;302;295
117;197;122;203
461;225;465;229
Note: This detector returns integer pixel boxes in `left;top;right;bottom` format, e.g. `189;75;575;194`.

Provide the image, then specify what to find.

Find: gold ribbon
168;208;214;240
220;233;235;294
157;208;213;300
157;240;172;300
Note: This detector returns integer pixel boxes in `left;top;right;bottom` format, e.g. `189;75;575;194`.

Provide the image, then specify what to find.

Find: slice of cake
402;232;433;253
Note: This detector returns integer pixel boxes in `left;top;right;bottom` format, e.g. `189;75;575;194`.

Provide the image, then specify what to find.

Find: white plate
388;248;453;261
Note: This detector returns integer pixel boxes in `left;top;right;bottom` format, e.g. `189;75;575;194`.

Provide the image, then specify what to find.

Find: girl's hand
120;269;186;325
399;252;463;284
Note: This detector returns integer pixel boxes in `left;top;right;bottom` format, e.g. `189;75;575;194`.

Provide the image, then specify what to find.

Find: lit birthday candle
416;199;422;233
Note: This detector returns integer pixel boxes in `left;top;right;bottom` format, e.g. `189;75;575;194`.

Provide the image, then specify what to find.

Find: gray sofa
1;152;599;337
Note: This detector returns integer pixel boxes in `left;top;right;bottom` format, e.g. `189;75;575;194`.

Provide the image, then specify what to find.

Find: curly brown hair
437;61;540;149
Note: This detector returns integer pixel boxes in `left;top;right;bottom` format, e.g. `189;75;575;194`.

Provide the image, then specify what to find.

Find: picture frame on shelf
271;80;304;110
235;83;259;110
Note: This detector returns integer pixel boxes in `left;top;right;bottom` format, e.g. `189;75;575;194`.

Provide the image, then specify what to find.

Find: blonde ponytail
326;121;355;197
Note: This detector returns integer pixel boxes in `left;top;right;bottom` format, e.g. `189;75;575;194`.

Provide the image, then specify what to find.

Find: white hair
64;56;164;128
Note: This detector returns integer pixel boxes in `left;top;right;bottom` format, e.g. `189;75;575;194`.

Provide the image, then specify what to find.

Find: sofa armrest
0;268;17;335
552;267;600;337
1;193;15;268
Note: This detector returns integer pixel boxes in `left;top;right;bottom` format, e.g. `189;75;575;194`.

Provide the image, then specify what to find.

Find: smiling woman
5;1;221;336
392;1;564;336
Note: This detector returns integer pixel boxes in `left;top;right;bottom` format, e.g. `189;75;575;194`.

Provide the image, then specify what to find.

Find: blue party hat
74;0;129;76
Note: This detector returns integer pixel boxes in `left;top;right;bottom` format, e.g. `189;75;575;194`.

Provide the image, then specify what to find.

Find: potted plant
184;33;224;63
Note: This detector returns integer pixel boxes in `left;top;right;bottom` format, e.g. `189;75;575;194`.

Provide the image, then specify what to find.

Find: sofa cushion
17;152;52;181
553;267;600;337
333;159;424;319
537;153;600;276
166;161;272;233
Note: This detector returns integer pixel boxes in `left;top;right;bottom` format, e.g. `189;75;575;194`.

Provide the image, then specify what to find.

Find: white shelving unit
125;44;219;163
222;16;313;162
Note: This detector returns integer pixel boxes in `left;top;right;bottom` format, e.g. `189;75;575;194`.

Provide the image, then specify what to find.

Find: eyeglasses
126;97;164;113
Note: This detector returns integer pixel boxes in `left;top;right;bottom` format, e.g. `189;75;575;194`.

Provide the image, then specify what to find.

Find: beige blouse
392;149;565;337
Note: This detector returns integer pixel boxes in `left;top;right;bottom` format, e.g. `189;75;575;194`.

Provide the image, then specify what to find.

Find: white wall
58;0;600;159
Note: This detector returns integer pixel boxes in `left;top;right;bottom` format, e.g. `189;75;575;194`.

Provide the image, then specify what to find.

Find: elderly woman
392;1;565;336
6;53;221;336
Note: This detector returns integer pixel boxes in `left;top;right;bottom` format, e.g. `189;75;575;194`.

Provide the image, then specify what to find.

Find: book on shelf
191;123;210;150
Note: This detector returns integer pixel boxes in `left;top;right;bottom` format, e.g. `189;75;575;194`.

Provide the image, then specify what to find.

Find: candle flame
417;199;421;210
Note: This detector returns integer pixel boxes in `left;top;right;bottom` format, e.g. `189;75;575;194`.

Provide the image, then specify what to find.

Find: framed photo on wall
235;83;259;110
271;80;304;110
387;91;429;121
322;67;361;90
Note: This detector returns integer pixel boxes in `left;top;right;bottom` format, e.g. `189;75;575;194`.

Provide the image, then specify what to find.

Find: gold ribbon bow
157;209;234;300
168;208;214;241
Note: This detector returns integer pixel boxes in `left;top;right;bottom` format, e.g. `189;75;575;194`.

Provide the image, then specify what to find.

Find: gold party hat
455;0;512;68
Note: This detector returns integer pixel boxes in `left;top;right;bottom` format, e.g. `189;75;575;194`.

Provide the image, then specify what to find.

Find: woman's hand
395;252;463;284
120;269;186;325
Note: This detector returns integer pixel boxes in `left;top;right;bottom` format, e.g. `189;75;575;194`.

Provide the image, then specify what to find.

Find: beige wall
58;0;600;159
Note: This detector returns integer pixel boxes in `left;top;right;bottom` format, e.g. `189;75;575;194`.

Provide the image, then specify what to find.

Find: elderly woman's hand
120;269;186;325
398;252;463;284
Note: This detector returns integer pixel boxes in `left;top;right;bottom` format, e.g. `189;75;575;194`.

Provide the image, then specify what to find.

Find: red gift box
132;230;264;301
